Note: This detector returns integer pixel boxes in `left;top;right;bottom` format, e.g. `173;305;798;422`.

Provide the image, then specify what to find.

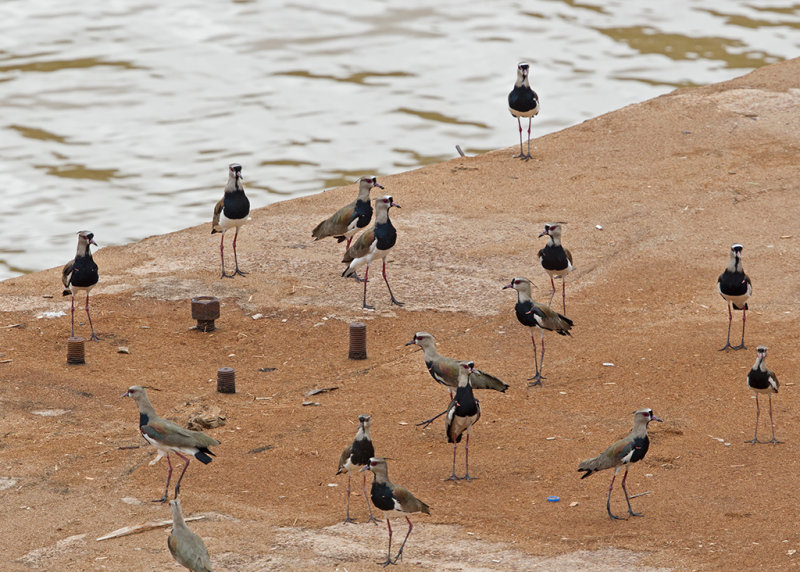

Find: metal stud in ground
192;296;220;332
217;367;236;393
348;322;367;360
67;336;85;364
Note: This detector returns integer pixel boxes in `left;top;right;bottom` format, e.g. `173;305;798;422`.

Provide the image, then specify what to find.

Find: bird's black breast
539;244;569;272
374;220;397;251
453;385;479;418
350;437;375;466
508;86;539;114
718;270;749;297
223;190;250;220
371;481;395;511
70;255;99;288
139;412;149;428
748;369;772;391
514;299;539;328
629;435;650;464
352;200;373;230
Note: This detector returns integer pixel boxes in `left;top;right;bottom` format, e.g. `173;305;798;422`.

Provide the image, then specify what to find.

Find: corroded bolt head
192;296;220;332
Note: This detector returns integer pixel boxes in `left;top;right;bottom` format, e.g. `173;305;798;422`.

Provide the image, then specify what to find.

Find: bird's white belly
142;433;197;457
219;212;248;232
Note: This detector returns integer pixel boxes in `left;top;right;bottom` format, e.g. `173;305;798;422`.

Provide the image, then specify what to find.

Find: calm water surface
1;1;798;280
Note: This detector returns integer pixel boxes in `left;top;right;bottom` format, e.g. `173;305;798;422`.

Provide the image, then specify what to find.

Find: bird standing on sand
503;277;573;386
746;346;782;445
168;499;213;572
211;163;250;278
405;331;507;428
312;176;384;251
123;386;219;503
337;414;379;524
62;230;100;341
717;243;751;351
578;408;662;520
360;457;430;566
342;195;403;309
445;361;481;482
537;223;573;313
508;62;540;160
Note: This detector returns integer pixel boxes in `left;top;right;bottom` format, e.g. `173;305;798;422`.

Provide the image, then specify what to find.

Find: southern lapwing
508;62;540;160
312;176;384;251
342;195;402;309
578;408;662;520
61;230;100;341
405;331;507;427
445;361;481;482
168;499;213;572
717;244;751;351
360;457;430;566
211;163;250;278
123;386;220;503
336;414;379;524
538;223;573;313
503;277;573;386
746;346;782;445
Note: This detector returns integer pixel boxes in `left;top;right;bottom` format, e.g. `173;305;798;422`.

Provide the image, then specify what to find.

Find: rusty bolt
192;296;220;332
67;336;85;364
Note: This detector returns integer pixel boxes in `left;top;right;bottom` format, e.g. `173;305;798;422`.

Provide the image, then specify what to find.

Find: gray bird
168;499;213;572
578;408;662;520
336;414;379;524
61;230;100;341
445;361;481;482
746;346;782;444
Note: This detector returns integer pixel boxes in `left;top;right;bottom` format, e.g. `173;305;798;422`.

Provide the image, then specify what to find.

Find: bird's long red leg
70;294;76;337
172;452;191;499
393;516;414;564
562;279;567;314
768;394;783;444
445;441;458;482
362;471;379;524
361;265;372;309
154;453;172;503
606;468;624;520
382;259;403;306
548;277;556;307
720;302;733;351
736;308;747;350
464;431;477;481
219;234;230;278
527;329;541;386
746;394;761;444
344;472;354;523
379;518;393;566
620;466;642;517
233;227;247;276
86;293;100;341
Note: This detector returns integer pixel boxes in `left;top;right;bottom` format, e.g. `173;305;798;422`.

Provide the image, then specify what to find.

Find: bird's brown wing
61;260;74;291
564;247;573;266
470;369;509;392
211;198;224;233
392;485;431;515
336;443;352;474
313;201;356;240
143;417;220;449
342;228;374;264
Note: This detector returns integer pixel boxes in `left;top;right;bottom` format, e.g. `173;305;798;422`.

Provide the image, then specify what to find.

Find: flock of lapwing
52;62;784;569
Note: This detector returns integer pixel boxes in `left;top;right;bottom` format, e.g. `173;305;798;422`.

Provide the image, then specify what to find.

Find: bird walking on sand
538;223;573;313
342;195;403;309
503;277;573;386
746;346;782;444
337;414;379;524
578;408;662;520
405;332;507;428
445;361;481;482
717;243;751;351
508;62;539;160
360;457;430;566
312;176;384;251
168;499;213;572
211;163;250;278
62;230;100;341
123;386;220;503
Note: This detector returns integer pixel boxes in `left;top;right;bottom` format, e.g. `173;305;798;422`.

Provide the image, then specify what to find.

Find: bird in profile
336;414;379;524
503;277;573;386
123;386;220;503
445;361;481;482
746;346;782;445
168;499;213;572
312;176;384;252
342;195;403;309
717;243;751;351
211;163;250;278
537;223;573;313
508;62;540;160
61;230;100;341
405;331;507;428
360;457;430;566
578;408;662;520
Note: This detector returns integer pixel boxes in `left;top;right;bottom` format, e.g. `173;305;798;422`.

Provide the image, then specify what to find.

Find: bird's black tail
195;448;216;464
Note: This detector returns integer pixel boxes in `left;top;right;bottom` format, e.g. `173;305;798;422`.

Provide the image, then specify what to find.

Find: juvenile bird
578;408;662;520
336;414;379;524
312;176;384;251
123;386;220;503
211;163;250;278
405;331;507;428
168;499;213;572
746;346;782;445
61;230;100;341
537;223;573;313
503;277;573;386
507;62;540;160
360;458;430;566
342;195;402;309
445;361;481;482
717;243;751;351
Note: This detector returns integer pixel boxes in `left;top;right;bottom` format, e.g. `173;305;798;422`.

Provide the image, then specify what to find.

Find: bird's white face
229;163;243;179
